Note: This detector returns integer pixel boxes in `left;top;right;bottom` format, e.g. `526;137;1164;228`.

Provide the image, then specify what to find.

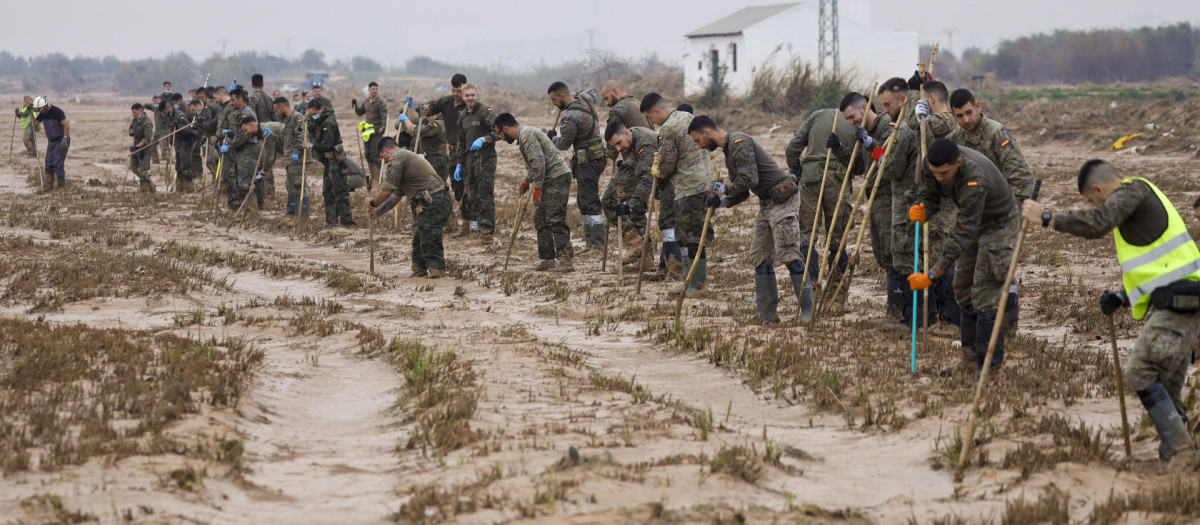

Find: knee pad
755;263;775;276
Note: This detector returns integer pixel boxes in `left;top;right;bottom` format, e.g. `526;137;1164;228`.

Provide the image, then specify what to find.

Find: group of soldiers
42;68;1183;470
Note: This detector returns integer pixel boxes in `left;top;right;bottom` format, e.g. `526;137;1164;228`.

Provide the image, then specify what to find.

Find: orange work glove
532;188;542;203
909;203;926;224
871;146;886;161
907;273;933;291
519;182;529;195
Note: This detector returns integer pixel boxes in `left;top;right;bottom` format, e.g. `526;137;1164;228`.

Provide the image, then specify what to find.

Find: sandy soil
0;91;1198;525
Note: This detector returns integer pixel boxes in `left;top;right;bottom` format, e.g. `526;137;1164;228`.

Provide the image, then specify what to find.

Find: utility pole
944;28;959;56
217;38;230;58
818;0;840;79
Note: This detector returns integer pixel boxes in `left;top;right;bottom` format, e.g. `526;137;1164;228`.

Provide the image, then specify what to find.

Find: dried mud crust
0;94;1197;524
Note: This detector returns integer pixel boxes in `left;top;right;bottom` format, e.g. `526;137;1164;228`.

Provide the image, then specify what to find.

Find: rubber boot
587;224;606;253
885;270;907;320
286;195;299;217
959;307;978;366
1003;288;1019;334
684;257;707;295
792;276;814;322
754;265;780;324
975;310;1004;372
1139;382;1197;463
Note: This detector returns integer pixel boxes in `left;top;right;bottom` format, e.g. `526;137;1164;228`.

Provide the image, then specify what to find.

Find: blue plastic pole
911;221;920;373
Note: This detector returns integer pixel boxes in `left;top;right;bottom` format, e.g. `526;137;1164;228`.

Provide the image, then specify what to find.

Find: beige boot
411;261;428;278
555;251;575;273
479;228;494;243
532;260;556;272
454;219;473;238
666;258;685;280
427;268;444;279
621;231;643;265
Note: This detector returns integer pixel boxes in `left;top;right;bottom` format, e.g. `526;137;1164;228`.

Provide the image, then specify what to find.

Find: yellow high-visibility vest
1115;177;1200;319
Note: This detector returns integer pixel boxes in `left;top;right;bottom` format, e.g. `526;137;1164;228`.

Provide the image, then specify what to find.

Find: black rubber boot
975;310;1004;372
754;264;779;323
959;307;978;365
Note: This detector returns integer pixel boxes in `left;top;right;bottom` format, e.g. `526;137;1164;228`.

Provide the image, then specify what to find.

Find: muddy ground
1;88;1199;525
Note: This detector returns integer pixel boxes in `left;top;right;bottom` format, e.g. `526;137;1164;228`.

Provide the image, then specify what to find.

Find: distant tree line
947;23;1200;85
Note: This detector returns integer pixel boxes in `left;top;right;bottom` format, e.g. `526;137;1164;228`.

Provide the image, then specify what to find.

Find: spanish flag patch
563;118;570;124
637;147;644;155
1000;139;1010;147
522;138;527;144
734;138;743;144
966;181;979;187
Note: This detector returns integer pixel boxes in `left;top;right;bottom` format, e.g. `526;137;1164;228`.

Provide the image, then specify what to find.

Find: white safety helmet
32;96;47;110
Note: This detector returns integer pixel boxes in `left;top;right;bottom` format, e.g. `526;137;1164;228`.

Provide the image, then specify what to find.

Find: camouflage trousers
868;182;893;271
601;161;650;236
951;211;1019;314
749;192;803;267
284;162;311;216
676;193;714;256
321;159;353;225
572;156;605;218
1125;308;1200;415
174;139;194;182
191;141;203;184
426;154;451;182
798;160;851;273
411;189;453;271
130;149;152;183
534;174;573;260
464;148;496;230
657;180;676;233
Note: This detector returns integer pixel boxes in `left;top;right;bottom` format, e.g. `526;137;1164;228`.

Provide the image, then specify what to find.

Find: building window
731;43;738;72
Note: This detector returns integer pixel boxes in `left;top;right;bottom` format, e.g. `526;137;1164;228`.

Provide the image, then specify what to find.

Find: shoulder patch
733;138;743;144
999;139;1010;147
521;138;527;144
486;107;492;111
432;123;438;128
966;181;979;187
562;118;570;123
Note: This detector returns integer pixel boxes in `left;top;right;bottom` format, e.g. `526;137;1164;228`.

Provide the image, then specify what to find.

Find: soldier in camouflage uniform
249;75;275;124
877;77;959;329
353;81;389;185
1022;161;1200;471
128;103;155;192
165;98;200;193
601;80;654;265
399;104;450;181
641;93;717;293
603;122;658;268
496;113;575;272
223;116;264;212
949;87;1035;330
547;82;608;252
187;99;205;183
307;98;353;226
202;87;224;178
367;136;453;278
785;106;861;284
274;97;310;219
426;74;469;230
689;116;808;323
454;83;499;238
908;140;1018;372
217;89;257;199
839;91;900;319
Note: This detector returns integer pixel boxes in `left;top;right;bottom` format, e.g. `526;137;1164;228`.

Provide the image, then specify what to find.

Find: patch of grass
388;339;481;455
1090;480;1200;524
1002;415;1113;479
0;317;263;473
710;445;766;484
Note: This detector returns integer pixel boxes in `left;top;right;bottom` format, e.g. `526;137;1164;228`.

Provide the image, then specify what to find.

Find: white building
683;2;918;97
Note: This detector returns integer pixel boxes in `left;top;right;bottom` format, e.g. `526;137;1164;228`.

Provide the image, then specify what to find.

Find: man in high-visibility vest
1022;159;1200;472
15;96;39;157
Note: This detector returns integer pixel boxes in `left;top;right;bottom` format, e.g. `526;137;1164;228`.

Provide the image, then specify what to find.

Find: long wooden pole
954;180;1040;482
918;60;931;353
503;189;530;271
297;119;309;230
636;157;661;295
796;110;843;322
394;81;415;231
1107;315;1134;460
227;137;270;230
818;84;876;285
825;105;908;312
674;166;722;325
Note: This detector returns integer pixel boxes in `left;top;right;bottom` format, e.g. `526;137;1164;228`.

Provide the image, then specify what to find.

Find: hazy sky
3;0;1197;68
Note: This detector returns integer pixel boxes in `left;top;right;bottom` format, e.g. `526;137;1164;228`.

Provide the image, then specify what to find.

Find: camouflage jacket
199;101;220;136
785;107;859;174
553;90;603;154
382;149;446;197
231;132;261;181
606;95;650;159
918;147;1016;270
170;110;199;144
308;107;342;156
354;96;388;128
250;90;274;124
902;93;957;139
456;102;500;164
619;127;659;210
656;110;714;200
722;131;789;207
948;114;1034;201
1053;178;1168;245
130;114;153;147
517;125;571;188
402;116;448;158
281;111;306;163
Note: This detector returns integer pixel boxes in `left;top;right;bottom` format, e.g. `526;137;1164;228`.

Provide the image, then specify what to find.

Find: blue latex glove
129;145;138;152
710;180;726;195
221;129;231;136
469;137;485;151
396;114;409;123
403;96;413;109
263;128;272;137
292;153;300;162
219;145;229;153
453;165;462;181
